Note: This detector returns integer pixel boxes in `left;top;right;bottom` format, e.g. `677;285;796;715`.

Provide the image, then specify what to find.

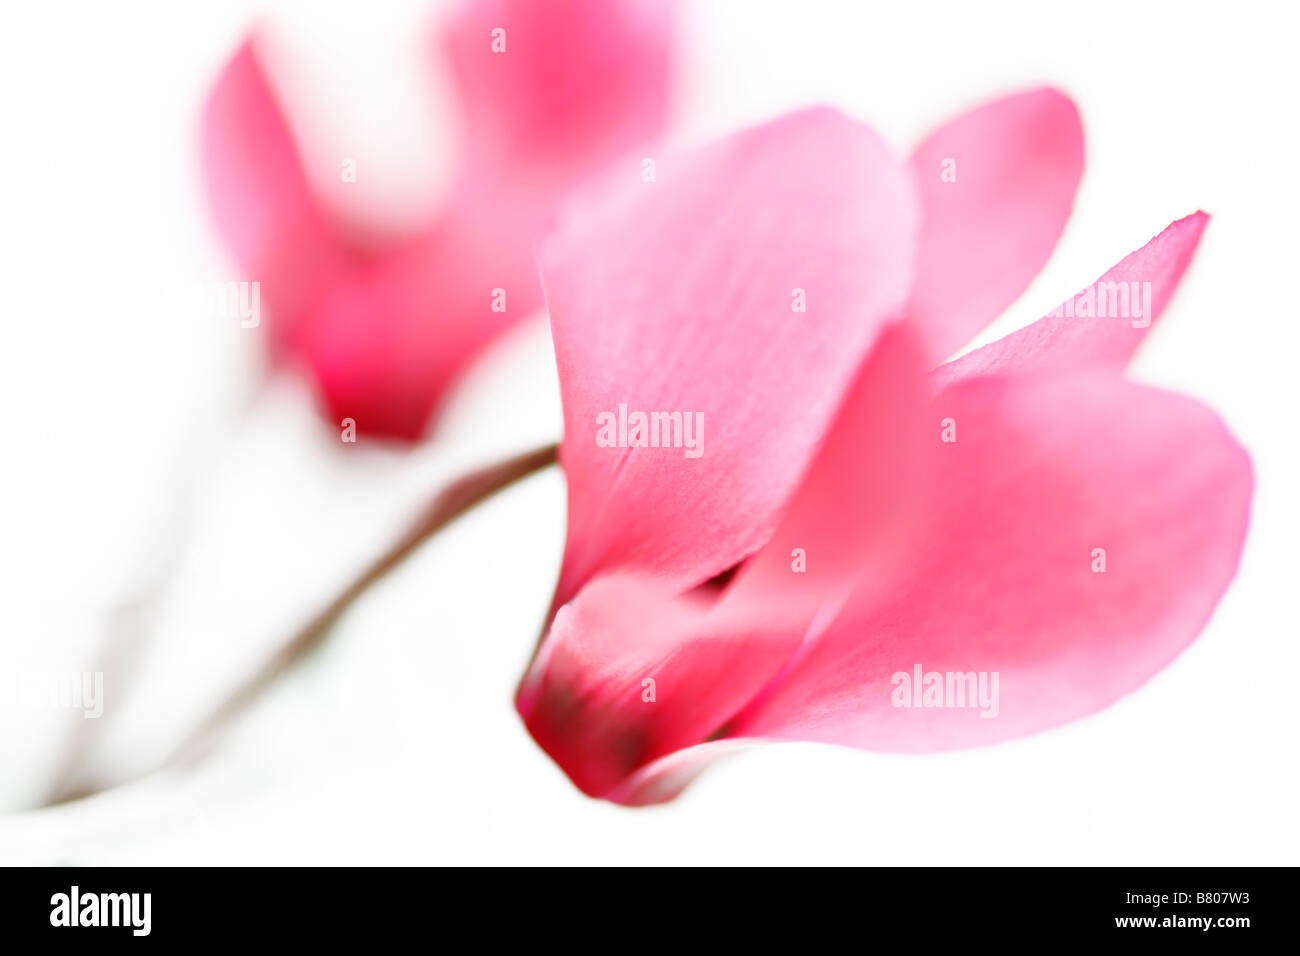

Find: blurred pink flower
202;0;676;440
517;94;1252;804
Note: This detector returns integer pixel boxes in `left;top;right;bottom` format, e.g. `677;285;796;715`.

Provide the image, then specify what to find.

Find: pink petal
723;324;932;613
520;326;932;801
442;0;676;176
288;183;554;439
518;573;808;798
907;88;1084;363
733;371;1252;752
199;37;354;354
203;1;677;441
541;108;918;610
932;213;1209;388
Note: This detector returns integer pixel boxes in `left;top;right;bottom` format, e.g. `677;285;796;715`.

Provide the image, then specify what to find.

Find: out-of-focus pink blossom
202;0;676;440
517;93;1251;805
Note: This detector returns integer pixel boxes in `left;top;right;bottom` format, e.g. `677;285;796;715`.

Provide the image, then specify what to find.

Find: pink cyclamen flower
201;0;675;440
516;91;1252;805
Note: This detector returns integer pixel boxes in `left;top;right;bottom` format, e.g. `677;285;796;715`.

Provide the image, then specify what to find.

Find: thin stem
46;442;558;805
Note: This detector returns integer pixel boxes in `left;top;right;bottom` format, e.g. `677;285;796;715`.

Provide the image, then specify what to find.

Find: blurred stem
46;441;558;806
41;372;273;806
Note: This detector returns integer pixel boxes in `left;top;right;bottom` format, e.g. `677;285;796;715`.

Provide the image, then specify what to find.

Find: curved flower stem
47;442;559;805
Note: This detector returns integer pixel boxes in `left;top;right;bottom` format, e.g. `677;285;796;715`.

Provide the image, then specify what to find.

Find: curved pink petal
541;107;918;610
733;371;1252;752
907;88;1084;363
519;573;806;798
932;212;1209;388
200;37;354;354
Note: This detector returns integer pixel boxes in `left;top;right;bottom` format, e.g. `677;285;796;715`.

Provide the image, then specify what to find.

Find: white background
1;0;1297;864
